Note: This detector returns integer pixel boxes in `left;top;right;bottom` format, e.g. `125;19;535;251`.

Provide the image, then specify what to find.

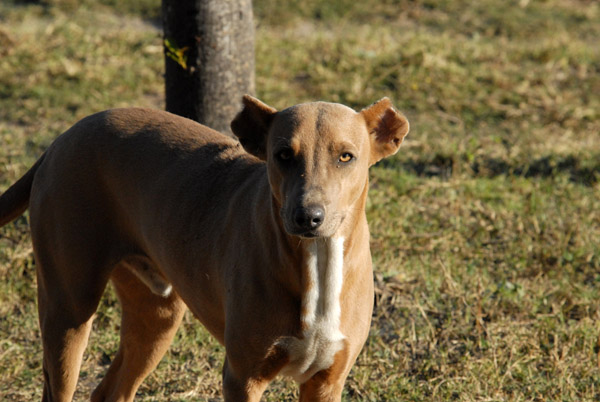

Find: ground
0;0;599;400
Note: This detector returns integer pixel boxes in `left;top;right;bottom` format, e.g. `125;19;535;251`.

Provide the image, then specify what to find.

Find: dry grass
1;0;599;400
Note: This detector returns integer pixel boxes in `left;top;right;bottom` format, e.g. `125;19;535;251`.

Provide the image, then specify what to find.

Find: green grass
1;0;599;400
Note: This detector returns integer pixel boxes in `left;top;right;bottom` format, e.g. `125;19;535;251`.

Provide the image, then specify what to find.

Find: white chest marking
279;237;346;382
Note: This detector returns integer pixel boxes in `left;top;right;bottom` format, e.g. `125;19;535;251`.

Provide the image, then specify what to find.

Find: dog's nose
293;205;325;230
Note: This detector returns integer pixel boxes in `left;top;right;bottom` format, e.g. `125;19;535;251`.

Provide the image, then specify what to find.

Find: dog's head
231;96;409;238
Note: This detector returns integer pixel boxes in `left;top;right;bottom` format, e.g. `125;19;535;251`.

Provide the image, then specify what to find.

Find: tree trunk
162;0;255;135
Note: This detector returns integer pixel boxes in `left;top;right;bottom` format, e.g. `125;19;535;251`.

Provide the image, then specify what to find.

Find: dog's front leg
222;357;269;402
298;347;352;402
299;373;346;402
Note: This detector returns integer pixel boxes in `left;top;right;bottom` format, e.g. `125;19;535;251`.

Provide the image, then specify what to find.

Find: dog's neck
276;236;347;381
300;237;345;332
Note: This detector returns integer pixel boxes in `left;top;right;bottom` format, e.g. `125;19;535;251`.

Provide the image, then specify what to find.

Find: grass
1;0;599;400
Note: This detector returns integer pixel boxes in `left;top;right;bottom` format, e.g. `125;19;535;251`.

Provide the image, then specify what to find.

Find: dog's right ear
231;95;277;160
361;97;409;166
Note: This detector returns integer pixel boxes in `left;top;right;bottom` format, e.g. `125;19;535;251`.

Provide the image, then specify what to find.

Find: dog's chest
277;237;346;383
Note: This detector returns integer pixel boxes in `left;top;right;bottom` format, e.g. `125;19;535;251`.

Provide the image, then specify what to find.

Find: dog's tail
0;153;45;227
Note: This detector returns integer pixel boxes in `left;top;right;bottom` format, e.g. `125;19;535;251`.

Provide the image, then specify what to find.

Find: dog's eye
339;153;354;163
276;149;293;162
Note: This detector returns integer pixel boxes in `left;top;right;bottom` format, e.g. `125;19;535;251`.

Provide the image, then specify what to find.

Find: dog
0;95;409;401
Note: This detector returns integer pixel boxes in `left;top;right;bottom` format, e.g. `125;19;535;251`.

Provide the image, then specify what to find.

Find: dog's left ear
360;98;409;166
231;95;277;160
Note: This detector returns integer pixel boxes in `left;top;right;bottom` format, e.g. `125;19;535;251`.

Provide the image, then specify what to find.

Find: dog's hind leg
91;263;186;402
38;301;97;402
33;246;110;402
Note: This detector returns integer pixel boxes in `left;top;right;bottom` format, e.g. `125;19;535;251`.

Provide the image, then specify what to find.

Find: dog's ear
361;98;409;166
231;95;277;160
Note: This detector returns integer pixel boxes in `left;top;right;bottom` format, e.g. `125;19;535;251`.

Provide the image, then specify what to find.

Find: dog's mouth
281;222;323;238
295;230;321;239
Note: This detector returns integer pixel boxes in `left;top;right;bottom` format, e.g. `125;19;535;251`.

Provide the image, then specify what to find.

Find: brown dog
0;96;408;401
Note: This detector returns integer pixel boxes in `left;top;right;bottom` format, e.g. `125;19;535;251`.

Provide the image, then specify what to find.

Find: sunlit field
1;0;598;400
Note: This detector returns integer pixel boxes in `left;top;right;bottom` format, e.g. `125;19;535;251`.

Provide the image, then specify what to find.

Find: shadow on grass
381;153;456;180
382;154;599;186
472;155;599;186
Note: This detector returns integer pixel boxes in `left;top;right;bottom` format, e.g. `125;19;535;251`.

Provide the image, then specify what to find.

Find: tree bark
162;0;255;135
